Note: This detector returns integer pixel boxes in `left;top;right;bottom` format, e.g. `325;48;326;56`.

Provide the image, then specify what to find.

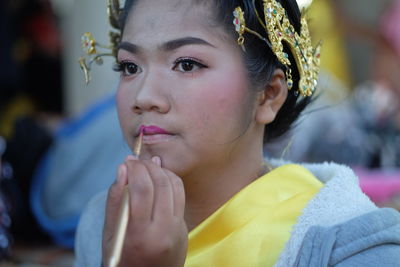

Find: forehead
123;0;225;44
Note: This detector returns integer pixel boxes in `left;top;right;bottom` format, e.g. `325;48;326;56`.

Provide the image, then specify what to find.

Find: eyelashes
113;61;140;76
113;57;208;77
172;57;208;73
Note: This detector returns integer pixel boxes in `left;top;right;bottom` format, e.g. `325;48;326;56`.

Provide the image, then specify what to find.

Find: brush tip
133;127;144;157
139;125;145;134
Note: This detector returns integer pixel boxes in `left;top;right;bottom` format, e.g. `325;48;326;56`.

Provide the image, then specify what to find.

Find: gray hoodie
75;162;400;266
273;161;400;266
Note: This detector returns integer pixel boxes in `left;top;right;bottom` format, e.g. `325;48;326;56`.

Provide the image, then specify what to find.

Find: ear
255;69;288;125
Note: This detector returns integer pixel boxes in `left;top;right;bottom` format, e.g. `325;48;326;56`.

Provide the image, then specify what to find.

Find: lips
136;125;175;144
140;125;170;135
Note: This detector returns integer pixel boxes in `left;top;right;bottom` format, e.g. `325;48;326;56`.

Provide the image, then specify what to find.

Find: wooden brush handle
108;187;130;267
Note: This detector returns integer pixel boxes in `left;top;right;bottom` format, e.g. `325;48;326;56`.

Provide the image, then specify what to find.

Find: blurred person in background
1;0;128;259
271;0;400;169
348;0;400;169
0;0;62;250
1;0;124;264
371;0;400;148
266;0;400;210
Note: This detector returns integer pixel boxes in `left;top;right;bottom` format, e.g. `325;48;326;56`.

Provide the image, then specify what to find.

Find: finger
125;154;137;161
125;160;154;224
163;169;185;218
104;164;128;240
142;159;174;220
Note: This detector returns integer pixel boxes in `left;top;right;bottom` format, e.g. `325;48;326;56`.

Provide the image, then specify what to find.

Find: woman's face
116;0;260;177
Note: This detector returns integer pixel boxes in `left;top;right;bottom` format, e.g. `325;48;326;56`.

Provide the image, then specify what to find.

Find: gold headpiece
233;0;321;97
79;0;321;96
78;0;122;84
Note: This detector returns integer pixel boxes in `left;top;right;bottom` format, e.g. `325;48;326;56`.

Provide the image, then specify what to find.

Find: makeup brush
108;129;143;267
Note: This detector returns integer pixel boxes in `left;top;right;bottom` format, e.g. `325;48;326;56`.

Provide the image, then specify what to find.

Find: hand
102;156;188;267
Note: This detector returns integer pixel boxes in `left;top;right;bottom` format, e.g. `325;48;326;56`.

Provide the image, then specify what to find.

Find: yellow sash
185;164;323;267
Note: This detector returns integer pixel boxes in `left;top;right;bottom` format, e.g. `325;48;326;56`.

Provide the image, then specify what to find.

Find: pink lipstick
141;125;170;135
139;125;174;144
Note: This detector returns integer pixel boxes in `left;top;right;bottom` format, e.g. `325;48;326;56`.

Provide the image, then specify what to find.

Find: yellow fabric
185;164;323;267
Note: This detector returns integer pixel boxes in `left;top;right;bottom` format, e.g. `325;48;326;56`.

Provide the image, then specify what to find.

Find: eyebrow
117;42;141;54
160;37;216;51
117;37;216;54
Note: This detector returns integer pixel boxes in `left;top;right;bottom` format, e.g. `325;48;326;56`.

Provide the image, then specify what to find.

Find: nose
133;69;171;114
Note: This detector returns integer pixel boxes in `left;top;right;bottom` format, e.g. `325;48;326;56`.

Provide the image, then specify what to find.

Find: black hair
119;0;313;144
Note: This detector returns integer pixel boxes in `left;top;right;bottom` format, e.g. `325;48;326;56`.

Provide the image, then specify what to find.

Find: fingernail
125;154;137;161
152;156;161;166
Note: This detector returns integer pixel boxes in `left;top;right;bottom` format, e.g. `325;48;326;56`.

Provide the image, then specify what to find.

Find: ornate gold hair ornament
233;0;322;97
78;0;122;84
79;0;320;97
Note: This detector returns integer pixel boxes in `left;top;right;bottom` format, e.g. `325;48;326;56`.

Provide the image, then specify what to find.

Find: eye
173;58;207;73
113;61;141;76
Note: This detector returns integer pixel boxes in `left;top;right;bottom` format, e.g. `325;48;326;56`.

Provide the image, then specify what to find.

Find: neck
182;138;267;231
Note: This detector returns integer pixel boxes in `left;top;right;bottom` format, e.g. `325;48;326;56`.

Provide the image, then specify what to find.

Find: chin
162;157;189;176
135;149;188;176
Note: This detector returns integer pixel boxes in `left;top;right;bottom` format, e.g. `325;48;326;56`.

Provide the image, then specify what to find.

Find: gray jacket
75;162;400;266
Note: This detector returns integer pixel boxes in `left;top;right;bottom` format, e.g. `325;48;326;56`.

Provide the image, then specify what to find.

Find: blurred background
0;0;399;265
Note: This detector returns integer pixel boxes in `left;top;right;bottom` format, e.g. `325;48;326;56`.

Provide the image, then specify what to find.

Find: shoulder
272;161;378;230
74;190;108;267
273;161;379;266
296;208;400;267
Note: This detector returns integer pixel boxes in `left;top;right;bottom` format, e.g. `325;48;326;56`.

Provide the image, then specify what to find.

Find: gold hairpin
78;0;122;84
233;0;322;96
233;7;272;52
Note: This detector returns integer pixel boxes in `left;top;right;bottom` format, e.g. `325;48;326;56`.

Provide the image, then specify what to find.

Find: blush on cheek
188;75;252;143
212;75;250;111
116;87;132;114
115;89;133;136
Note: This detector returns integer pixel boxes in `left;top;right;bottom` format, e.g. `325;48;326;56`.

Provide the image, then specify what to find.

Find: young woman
75;0;400;266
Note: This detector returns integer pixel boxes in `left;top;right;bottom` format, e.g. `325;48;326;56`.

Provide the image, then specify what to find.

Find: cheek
116;87;133;128
216;79;247;105
181;69;252;137
204;69;251;119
